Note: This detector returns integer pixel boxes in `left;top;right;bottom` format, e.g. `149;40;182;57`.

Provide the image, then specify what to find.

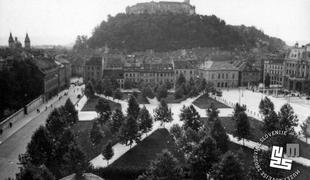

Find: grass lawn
161;92;186;104
202;116;310;160
193;94;229;109
72;121;115;160
81;96;121;112
110;128;184;169
122;92;149;104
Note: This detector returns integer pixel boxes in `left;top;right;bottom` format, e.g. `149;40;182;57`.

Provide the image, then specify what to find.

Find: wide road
0;85;82;180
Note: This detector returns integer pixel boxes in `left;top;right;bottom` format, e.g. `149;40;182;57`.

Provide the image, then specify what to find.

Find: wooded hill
87;13;285;52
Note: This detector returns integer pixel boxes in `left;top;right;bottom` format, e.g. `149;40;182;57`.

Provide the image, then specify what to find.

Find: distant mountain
87;13;286;53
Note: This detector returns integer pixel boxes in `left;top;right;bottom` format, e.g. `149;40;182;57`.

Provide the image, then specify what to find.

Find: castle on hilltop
8;32;31;49
126;0;195;15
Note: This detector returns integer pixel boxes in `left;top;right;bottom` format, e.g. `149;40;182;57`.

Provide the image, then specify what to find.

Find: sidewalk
0;86;81;144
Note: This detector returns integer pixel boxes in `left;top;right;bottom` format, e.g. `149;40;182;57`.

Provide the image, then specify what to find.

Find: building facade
283;44;310;92
126;0;195;15
198;60;239;88
233;61;261;87
84;56;104;82
173;60;199;81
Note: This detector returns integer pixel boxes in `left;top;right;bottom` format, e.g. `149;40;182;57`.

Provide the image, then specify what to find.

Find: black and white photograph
0;0;309;179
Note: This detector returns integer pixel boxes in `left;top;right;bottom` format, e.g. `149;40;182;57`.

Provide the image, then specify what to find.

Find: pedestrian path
0;85;81;144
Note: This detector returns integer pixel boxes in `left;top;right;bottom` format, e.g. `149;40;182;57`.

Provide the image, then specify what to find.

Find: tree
212;151;245;180
259;97;274;116
124;79;132;89
109;109;124;135
189;136;219;180
156;84;168;100
154;99;173;126
95;98;111;124
170;124;183;140
89;121;103;145
64;99;78;126
301;117;310;143
85;81;95;98
102;141;114;165
262;110;279;132
277;104;298;146
180;105;201;131
127;95;140;120
176;73;186;88
211;119;229;153
26;126;54;166
138;106;153;135
264;73;270;88
174;86;184;99
46;108;68;140
198;78;207;93
62;143;89;178
95;80;103;94
137;150;182;180
234;111;251;146
278;103;298;133
233;103;246;116
142;85;155;98
113;88;122;100
16;164;55;180
206;103;219;122
119;116;141;148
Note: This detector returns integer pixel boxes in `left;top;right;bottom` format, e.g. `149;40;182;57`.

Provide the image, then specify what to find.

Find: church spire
24;33;31;49
8;32;15;48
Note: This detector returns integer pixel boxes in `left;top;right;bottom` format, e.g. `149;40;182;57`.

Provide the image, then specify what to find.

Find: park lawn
72;121;115;160
202;117;310;160
81;96;121;112
122;92;149;104
161;92;186;103
110;128;184;169
193;93;229;109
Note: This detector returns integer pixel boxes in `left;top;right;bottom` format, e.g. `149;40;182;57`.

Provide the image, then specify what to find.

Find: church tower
24;33;31;49
8;32;15;48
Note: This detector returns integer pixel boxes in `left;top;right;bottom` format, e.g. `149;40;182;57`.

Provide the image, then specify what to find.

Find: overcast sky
0;0;309;46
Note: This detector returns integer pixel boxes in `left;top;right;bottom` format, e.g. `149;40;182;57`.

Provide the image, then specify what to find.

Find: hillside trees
88;13;285;52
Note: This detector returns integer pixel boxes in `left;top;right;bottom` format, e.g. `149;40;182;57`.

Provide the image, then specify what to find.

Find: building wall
264;61;284;86
175;69;197;81
199;70;239;88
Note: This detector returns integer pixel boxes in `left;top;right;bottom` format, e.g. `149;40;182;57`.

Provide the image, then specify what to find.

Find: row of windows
175;70;195;75
212;73;235;80
125;72;173;77
86;66;100;70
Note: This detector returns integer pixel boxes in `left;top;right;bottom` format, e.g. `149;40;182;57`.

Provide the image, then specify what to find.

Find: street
0;85;82;180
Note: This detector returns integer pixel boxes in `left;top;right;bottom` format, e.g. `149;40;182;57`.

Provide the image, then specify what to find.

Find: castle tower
24;33;31;49
8;32;15;48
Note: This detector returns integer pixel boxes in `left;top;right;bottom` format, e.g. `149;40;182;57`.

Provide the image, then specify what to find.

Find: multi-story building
126;0;195;15
198;60;239;88
124;63;174;86
84;56;104;82
173;60;199;81
283;43;310;92
102;54;125;88
56;55;72;88
233;61;261;86
263;58;284;86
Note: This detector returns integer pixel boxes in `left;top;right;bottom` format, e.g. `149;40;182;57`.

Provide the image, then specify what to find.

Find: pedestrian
9;122;12;128
0;128;3;135
46;106;47;111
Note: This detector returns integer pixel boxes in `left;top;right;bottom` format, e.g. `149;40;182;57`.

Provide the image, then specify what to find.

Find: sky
0;0;309;46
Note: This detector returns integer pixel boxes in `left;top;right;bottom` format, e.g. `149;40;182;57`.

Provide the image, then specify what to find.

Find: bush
174;86;184;99
92;167;146;180
142;86;155;99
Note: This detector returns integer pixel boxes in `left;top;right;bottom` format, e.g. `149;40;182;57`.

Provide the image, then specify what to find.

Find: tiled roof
201;60;238;71
174;60;199;69
32;57;58;72
85;56;102;66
